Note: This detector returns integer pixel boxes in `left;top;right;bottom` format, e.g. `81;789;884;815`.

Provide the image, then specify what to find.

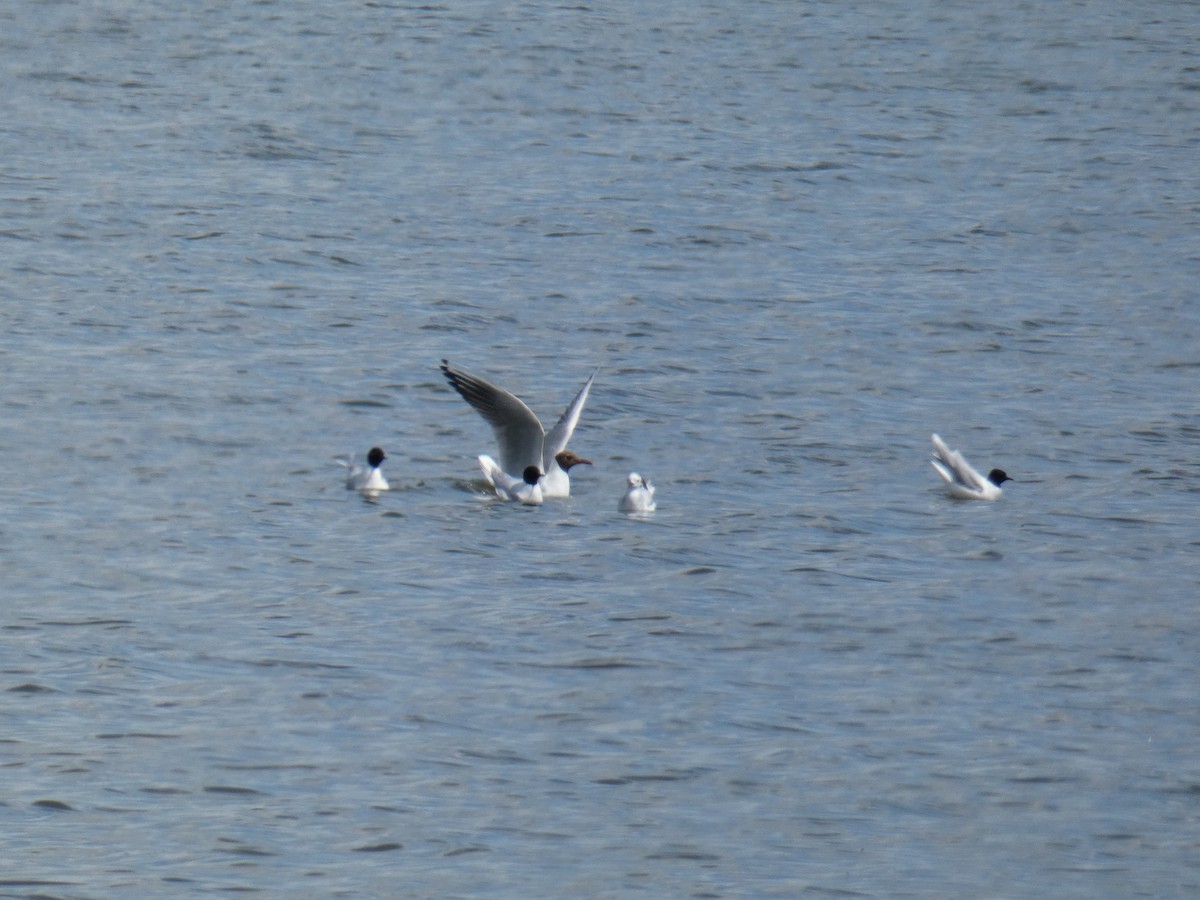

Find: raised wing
543;368;597;468
442;360;545;474
931;433;989;494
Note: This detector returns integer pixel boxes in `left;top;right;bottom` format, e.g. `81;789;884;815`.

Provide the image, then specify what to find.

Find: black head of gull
555;450;592;471
522;466;543;486
367;447;387;468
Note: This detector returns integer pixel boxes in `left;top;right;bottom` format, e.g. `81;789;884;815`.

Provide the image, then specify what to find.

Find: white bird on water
478;456;544;505
930;434;1010;500
441;359;594;498
618;472;656;514
337;447;389;492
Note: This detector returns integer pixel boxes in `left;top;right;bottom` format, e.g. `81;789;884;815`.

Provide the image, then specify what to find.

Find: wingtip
440;359;465;390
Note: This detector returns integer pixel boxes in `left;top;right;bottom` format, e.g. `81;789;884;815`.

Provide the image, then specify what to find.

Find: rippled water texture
2;1;1198;896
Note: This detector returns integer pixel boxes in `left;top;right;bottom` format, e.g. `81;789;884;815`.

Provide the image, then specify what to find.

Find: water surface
2;1;1198;896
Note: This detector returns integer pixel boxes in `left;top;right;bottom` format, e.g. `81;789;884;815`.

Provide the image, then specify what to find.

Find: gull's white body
337;448;389;492
478;455;544;505
930;434;1004;500
442;360;594;498
619;473;656;514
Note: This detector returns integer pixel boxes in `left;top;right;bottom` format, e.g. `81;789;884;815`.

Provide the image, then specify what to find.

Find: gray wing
542;368;597;469
442;360;545;474
931;433;986;491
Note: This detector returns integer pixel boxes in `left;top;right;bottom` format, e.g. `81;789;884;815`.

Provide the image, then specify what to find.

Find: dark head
522;466;543;486
987;469;1010;487
555;450;592;471
367;447;387;468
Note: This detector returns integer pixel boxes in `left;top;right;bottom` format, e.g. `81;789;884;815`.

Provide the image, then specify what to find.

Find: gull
618;472;656;514
441;359;594;498
930;434;1010;500
337;447;390;492
478;456;543;505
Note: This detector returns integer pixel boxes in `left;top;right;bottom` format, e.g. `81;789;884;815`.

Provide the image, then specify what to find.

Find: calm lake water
2;1;1198;896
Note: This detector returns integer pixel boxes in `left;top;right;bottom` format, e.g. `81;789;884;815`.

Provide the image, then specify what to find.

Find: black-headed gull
337;446;389;492
618;472;656;514
930;434;1010;500
441;359;594;498
478;455;543;505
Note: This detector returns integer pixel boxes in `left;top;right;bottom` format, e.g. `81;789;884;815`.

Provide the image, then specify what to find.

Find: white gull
478;456;544;505
337;446;389;492
618;472;656;514
930;434;1010;500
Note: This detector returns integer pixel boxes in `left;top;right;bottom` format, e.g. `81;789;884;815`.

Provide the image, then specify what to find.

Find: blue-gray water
2;1;1198;896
